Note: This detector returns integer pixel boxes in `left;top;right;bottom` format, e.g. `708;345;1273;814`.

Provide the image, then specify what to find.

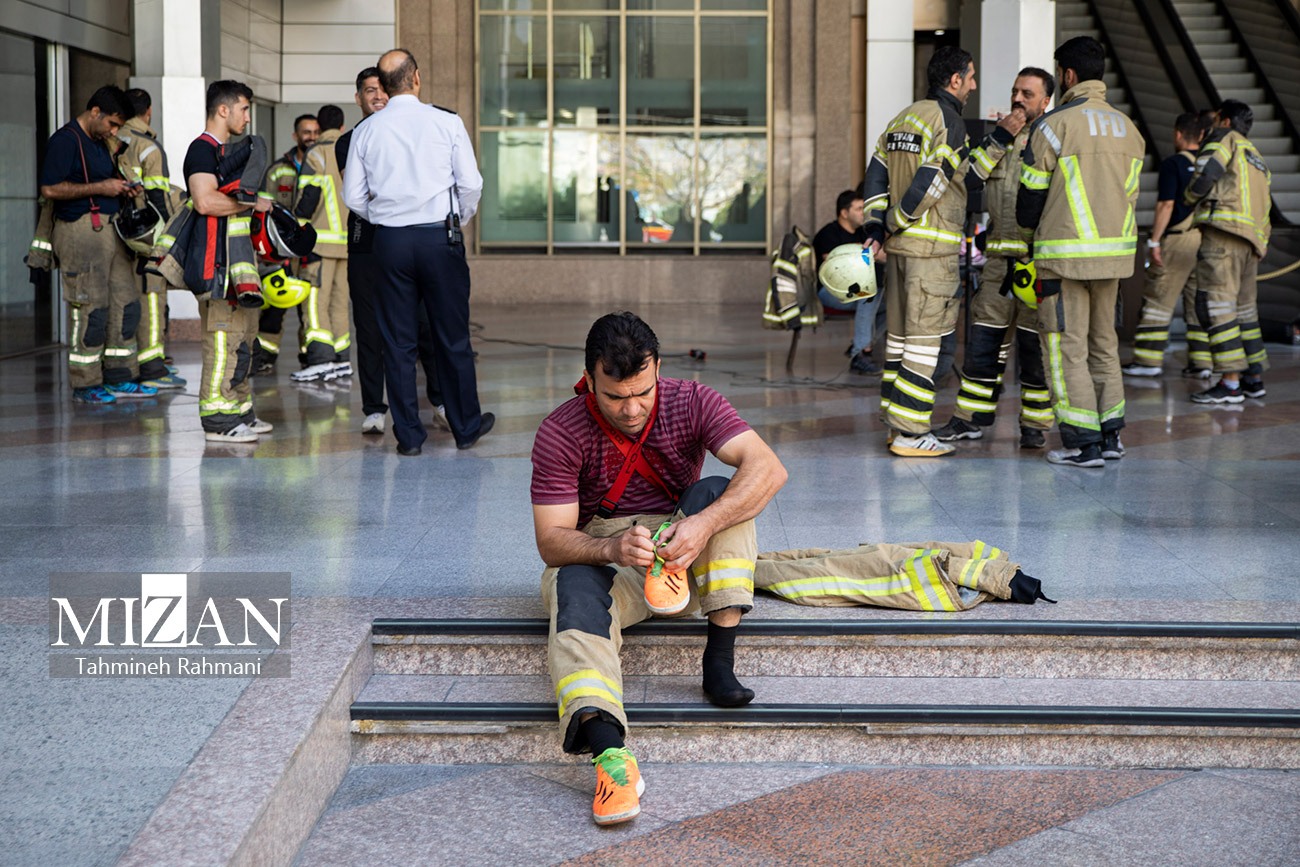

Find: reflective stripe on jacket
1186;128;1271;258
296;128;349;255
1016;80;1146;280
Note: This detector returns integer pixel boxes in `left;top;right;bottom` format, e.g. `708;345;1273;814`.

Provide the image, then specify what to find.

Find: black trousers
349;248;443;417
372;224;484;450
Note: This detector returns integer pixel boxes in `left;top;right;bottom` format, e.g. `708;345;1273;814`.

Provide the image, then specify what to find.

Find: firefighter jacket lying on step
150;134;270;300
1185;127;1271;258
1016;80;1146;280
754;540;1052;612
861;89;1015;259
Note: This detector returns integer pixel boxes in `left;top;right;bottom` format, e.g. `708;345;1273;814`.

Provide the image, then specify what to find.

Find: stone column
131;0;213;322
977;0;1056;120
864;0;915;156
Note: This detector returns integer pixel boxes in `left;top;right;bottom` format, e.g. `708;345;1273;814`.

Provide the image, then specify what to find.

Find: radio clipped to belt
444;184;463;245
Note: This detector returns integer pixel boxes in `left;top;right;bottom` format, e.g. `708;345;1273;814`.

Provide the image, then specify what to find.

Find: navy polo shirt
40;121;122;222
1157;152;1197;228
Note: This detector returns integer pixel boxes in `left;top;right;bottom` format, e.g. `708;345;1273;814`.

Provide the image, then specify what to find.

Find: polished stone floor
2;301;1298;865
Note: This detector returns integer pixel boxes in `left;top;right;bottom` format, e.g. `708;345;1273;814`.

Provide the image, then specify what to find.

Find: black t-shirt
40;121;122;221
812;220;867;263
1157;152;1197;228
182;133;223;189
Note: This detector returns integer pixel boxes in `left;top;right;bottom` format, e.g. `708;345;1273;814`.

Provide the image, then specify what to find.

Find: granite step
370;618;1300;683
349;673;1300;769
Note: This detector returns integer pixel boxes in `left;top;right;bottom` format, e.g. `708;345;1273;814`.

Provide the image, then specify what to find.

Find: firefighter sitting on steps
861;45;1026;458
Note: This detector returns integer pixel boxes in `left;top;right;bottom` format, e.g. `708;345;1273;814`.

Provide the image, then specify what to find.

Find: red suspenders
581;382;678;518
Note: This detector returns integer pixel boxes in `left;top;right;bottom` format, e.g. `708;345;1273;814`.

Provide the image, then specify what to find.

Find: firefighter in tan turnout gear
253;113;319;375
291;104;353;382
1016;36;1145;468
117;87;188;390
933;68;1056;450
1184;99;1272;405
862;46;1025;457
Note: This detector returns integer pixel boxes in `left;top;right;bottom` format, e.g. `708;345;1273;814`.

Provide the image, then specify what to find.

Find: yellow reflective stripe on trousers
1045;331;1100;430
1100;400;1125;423
957;396;997;414
696;558;755;596
199;330;236;415
304;285;332;344
333;333;352;352
902;551;957;611
763;573;921;600
891;376;935;403
30;239;53;252
68;306;102;364
555;669;623;719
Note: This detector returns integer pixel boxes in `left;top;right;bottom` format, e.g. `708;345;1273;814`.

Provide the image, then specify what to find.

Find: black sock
702;620;755;707
580;716;624;757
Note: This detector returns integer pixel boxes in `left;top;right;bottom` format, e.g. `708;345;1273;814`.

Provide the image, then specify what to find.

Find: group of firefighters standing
860;35;1273;466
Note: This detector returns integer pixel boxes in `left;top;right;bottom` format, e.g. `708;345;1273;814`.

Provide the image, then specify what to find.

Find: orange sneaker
592;747;644;826
645;522;689;615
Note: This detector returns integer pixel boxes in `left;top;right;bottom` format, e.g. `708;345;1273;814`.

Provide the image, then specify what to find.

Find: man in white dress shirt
342;48;493;455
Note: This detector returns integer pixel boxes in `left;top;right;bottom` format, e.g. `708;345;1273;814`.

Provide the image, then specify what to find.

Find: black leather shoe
456;412;495;450
396;443;422;457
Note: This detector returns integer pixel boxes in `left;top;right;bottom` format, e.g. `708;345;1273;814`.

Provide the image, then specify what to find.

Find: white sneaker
362;412;385;435
205;423;258;444
248;418;274;434
324;361;353;381
432;404;451;432
1121;363;1162;377
889;432;955;457
291;363;336;382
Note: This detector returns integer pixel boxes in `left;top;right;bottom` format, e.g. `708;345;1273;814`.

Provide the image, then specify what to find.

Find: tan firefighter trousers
881;253;962;434
542;479;756;754
298;257;351;366
52;214;140;388
755;540;1020;612
1132;228;1205;369
199;298;259;433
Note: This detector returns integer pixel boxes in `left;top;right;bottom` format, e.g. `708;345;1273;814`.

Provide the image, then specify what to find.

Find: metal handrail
1269;0;1300;39
1153;0;1224;111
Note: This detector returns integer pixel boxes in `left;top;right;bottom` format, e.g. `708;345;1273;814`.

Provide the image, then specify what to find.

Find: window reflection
701;18;766;126
699;135;766;243
553;132;621;246
554;17;618;126
625;135;694;244
627;18;694;127
479;132;548;243
480;16;548;127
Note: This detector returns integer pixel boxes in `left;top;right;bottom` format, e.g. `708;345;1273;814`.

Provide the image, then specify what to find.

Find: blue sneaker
104;381;159;399
73;386;116;404
139;373;187;390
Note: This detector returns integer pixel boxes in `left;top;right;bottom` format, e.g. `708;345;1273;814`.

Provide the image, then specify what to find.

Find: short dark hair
1175;111;1206;142
379;49;418;95
206;80;253;118
835;189;862;216
1055;36;1105;84
1218;99;1254;135
316;104;345;131
927;46;974;93
125;87;151;117
356;66;383;93
1017;66;1056;101
86;85;132;119
585;312;660;380
293;113;317;132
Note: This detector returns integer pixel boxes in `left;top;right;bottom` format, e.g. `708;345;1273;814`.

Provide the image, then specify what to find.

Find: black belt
377;222;448;231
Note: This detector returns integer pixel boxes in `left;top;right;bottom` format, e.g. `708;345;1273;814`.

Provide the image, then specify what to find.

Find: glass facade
477;0;769;253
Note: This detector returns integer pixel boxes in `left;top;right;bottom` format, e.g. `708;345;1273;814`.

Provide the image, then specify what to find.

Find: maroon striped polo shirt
531;377;751;527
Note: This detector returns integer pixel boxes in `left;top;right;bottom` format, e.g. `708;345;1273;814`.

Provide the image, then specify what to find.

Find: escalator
1055;0;1300;338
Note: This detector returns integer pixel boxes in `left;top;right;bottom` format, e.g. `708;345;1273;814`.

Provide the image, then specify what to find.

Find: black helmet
114;202;163;255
